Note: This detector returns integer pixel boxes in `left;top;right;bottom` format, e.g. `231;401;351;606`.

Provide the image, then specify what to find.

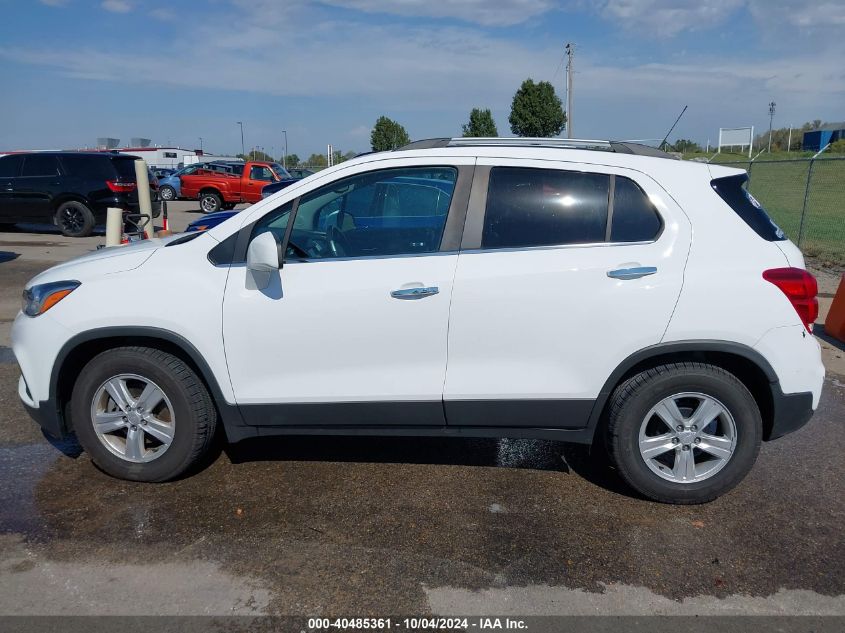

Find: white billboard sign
718;126;754;157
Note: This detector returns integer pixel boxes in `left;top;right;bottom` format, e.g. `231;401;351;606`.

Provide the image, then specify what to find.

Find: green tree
371;116;411;151
285;153;300;167
462;108;498;137
673;138;701;153
343;150;358;161
508;79;566;137
306;153;327;167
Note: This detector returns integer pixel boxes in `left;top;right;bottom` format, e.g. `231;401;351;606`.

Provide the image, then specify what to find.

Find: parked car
158;162;242;201
152;168;175;179
286;168;315;180
0;152;161;237
12;137;823;503
181;161;293;213
260;177;299;199
185;209;239;232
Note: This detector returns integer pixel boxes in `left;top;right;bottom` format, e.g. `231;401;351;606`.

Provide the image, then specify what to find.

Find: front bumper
20;391;65;439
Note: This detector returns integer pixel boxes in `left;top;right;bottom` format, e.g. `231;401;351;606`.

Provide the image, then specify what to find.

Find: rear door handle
390;286;439;299
607;266;657;280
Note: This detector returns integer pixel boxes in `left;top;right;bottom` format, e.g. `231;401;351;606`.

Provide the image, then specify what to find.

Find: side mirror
247;231;279;273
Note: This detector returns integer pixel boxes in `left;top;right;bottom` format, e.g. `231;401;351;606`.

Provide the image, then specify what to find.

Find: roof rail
397;137;679;159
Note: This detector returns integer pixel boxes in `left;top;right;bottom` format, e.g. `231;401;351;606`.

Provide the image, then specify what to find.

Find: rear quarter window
711;174;786;241
112;158;139;180
610;176;663;242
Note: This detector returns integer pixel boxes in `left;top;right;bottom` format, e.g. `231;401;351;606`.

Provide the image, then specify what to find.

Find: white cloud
319;0;556;26
596;0;745;37
101;0;132;13
150;8;175;21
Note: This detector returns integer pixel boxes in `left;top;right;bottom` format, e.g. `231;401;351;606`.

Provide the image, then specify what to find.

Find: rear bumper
768;383;815;440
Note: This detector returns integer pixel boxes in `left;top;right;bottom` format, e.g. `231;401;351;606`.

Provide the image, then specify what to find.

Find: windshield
270;163;291;179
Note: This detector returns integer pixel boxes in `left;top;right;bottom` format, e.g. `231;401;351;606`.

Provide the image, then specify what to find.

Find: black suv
0;152;161;237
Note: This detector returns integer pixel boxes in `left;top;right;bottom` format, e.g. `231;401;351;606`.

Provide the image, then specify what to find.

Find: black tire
0;223;15;232
222;202;237;210
199;191;222;214
159;185;176;201
55;201;95;237
606;362;762;504
70;346;217;482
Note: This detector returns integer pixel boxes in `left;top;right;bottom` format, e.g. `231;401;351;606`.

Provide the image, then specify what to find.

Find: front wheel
71;346;217;482
199;192;222;214
606;362;762;504
159;185;176;201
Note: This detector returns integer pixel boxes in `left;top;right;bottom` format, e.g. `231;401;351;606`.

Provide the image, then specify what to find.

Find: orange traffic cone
825;274;845;343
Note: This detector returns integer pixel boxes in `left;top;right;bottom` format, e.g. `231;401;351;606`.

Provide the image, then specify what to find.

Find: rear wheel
606;362;761;504
71;346;217;482
199;191;222;214
55;201;95;237
159;185;176;201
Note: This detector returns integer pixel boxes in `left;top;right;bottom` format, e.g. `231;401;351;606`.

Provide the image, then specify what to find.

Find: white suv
12;138;824;504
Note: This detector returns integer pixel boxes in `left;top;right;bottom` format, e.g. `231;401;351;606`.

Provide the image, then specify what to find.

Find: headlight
22;280;80;317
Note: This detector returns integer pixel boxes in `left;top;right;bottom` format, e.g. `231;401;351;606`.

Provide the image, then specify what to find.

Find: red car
180;161;291;213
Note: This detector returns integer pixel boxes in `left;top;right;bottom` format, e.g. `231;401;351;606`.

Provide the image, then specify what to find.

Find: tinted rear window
21;154;61;177
482;167;609;249
112;158;138;180
611;176;663;242
0;155;24;178
711;174;785;241
60;155;117;179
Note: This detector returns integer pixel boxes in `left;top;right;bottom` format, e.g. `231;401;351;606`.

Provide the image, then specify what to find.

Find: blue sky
1;0;842;158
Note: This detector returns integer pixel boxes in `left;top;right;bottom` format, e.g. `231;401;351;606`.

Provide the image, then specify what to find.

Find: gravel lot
0;202;843;618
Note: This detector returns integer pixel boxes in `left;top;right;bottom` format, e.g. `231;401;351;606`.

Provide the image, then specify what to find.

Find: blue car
185;209;239;232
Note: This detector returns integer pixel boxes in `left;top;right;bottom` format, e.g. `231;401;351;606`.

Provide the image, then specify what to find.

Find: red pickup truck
181;161;293;213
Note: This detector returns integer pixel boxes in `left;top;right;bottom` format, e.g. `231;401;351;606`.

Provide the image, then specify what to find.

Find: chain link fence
719;156;845;264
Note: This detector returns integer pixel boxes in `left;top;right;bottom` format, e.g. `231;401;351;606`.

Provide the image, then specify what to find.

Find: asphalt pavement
0;203;843;618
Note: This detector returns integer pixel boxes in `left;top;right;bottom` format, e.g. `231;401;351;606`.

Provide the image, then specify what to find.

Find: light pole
236;121;245;158
767;102;776;153
282;130;288;168
198;136;203;152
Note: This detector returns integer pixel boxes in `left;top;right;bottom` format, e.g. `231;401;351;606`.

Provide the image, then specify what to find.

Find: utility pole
767;101;776;153
787;125;793;154
565;42;575;139
198;136;203;152
282;130;288;168
236;121;245;158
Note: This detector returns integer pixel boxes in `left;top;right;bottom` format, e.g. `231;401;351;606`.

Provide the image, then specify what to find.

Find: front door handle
390;286;439;299
607;266;657;280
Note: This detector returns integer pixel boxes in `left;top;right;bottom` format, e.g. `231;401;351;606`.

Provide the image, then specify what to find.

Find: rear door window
711;174;786;241
60;155;117;179
21;154;61;177
0;155;24;178
482;167;609;249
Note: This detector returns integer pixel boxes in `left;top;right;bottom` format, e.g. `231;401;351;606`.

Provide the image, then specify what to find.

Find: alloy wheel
90;373;176;463
638;392;737;483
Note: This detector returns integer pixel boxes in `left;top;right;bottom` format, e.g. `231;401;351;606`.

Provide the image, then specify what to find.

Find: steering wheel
326;225;352;257
325;210;354;257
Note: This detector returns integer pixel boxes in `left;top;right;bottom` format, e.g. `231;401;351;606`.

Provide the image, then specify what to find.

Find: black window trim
461;164;664;252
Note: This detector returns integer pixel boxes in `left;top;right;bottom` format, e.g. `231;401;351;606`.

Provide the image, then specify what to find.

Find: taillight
106;180;137;193
763;267;818;332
